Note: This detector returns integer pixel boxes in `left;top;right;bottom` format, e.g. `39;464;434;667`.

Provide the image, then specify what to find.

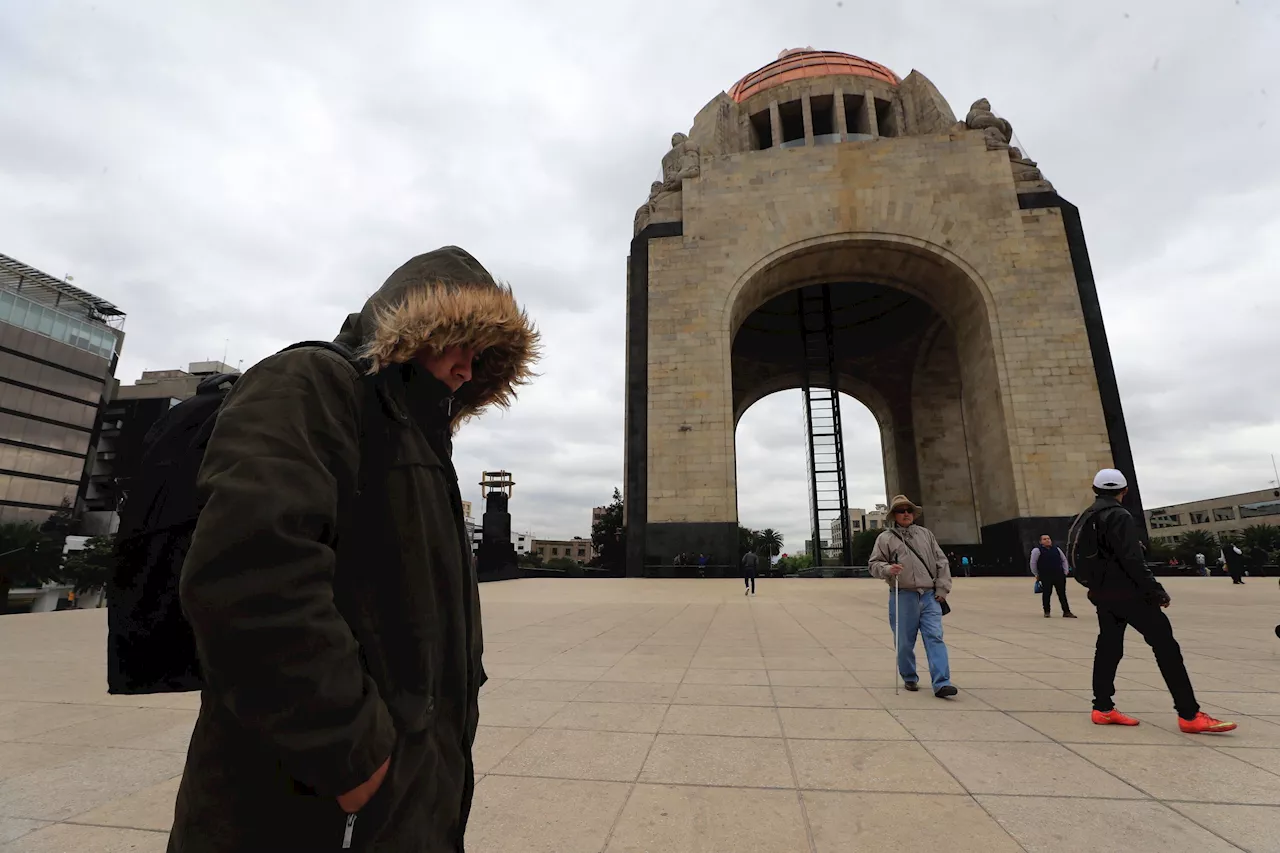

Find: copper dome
729;48;900;103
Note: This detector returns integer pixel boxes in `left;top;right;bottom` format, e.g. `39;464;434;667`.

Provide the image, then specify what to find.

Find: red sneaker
1092;709;1140;726
1178;712;1237;734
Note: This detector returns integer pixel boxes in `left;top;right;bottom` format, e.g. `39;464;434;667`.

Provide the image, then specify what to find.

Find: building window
869;520;878;529
1189;511;1209;524
578;548;585;557
1213;507;1235;522
1149;513;1182;529
874;98;896;137
749;110;772;150
551;547;559;556
810;94;836;144
778;100;805;147
844;93;869;136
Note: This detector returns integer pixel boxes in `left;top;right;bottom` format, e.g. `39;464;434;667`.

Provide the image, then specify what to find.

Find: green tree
0;522;58;612
1241;524;1279;567
58;535;116;596
738;525;760;556
1175;530;1218;568
756;528;783;558
775;552;813;573
850;528;882;566
591;488;625;572
1146;538;1176;563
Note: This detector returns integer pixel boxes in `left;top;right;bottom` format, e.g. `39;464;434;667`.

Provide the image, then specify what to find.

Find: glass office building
0;252;124;525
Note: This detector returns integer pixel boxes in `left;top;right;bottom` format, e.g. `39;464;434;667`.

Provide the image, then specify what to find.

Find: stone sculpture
635;133;701;235
963;98;1013;150
956;98;1052;188
660;132;701;192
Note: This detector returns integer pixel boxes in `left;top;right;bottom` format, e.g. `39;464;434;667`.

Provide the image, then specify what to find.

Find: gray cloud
2;0;1276;548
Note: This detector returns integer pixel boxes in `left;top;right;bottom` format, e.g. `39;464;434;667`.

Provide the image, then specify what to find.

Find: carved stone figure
660;132;701;193
960;98;1052;188
964;99;1013;149
1008;147;1051;187
633;181;664;233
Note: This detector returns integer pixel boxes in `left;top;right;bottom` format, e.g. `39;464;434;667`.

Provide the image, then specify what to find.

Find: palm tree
1241;525;1279;567
1175;530;1218;568
756;528;784;559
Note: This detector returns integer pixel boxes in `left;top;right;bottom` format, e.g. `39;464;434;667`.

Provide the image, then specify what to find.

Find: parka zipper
342;813;356;848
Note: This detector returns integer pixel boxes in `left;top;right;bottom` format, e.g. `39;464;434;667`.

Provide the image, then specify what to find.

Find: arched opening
727;235;1013;555
736;389;885;565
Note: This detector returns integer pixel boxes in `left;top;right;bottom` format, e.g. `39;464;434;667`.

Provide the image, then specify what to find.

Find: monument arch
625;48;1145;574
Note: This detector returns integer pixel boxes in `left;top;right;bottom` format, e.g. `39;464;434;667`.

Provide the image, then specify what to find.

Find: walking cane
893;574;900;695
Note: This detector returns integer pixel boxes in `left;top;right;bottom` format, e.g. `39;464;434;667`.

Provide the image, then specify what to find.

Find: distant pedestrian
869;495;956;699
1223;544;1246;584
741;550;758;596
1069;469;1236;734
1031;535;1076;618
1195;552;1207;576
960;555;971;577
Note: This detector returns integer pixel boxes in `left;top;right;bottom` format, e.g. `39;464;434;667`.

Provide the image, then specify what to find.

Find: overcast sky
2;0;1277;552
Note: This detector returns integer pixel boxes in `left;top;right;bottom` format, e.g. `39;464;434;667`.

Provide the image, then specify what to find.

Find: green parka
169;247;538;852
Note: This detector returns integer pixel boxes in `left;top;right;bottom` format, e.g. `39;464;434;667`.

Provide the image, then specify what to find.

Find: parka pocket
342;727;438;850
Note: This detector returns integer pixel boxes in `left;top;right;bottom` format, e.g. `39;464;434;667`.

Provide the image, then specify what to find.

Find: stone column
865;97;879;138
833;87;847;141
769;101;782;150
801;95;814;146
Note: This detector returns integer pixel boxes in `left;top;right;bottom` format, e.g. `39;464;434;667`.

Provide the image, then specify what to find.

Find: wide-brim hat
888;494;920;514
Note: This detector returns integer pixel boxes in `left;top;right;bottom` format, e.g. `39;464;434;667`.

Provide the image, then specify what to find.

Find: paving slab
977;795;1244;852
604;784;808;853
1;577;1276;852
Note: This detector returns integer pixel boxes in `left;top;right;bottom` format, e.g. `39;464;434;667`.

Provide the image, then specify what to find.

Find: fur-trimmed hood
334;246;540;424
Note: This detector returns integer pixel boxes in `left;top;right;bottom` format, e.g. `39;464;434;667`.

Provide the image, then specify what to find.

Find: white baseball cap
1092;468;1128;490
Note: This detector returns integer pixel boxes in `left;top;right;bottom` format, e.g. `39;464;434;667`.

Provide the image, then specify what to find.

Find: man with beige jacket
868;495;957;698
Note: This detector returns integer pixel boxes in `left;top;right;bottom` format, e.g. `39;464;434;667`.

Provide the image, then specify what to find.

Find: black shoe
1044;612;1051;618
1064;612;1078;618
934;685;958;699
904;680;919;692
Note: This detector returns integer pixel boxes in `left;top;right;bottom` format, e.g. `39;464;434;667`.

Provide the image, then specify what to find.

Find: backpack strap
277;340;371;375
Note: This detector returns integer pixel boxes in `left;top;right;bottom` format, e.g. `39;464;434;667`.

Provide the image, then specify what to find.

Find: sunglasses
894;507;914;515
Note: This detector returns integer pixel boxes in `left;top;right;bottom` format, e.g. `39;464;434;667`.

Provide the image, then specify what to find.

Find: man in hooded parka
168;247;539;852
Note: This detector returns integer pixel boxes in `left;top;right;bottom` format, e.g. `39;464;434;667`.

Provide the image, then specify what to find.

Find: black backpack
107;342;368;694
1066;505;1120;588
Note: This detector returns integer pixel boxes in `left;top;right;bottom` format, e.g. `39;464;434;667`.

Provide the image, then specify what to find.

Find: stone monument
624;48;1145;574
475;470;520;582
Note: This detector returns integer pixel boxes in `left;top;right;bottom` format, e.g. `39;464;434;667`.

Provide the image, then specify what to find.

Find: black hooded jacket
1086;495;1168;606
168;247;537;853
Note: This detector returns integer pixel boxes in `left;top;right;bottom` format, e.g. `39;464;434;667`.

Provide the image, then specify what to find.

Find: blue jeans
889;588;951;688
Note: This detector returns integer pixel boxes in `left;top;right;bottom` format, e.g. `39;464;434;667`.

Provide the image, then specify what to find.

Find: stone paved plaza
2;577;1279;851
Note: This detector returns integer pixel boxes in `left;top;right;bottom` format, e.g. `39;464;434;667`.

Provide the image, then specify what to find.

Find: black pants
744;573;756;593
1228;563;1244;583
1040;573;1071;614
1092;599;1199;720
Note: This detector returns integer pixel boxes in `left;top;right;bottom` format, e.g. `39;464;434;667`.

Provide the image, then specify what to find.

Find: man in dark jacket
1031;534;1076;618
169;247;539;852
1081;469;1236;735
1223;544;1247;584
741;550;759;596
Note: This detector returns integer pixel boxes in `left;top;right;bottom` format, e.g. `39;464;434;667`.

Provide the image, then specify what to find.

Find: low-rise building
1145;488;1280;546
533;537;595;564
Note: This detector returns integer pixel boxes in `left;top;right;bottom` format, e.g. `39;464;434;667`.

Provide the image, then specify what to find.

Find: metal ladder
797;285;851;567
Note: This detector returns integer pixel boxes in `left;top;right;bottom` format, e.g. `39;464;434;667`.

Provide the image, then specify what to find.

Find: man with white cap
1068;469;1237;734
